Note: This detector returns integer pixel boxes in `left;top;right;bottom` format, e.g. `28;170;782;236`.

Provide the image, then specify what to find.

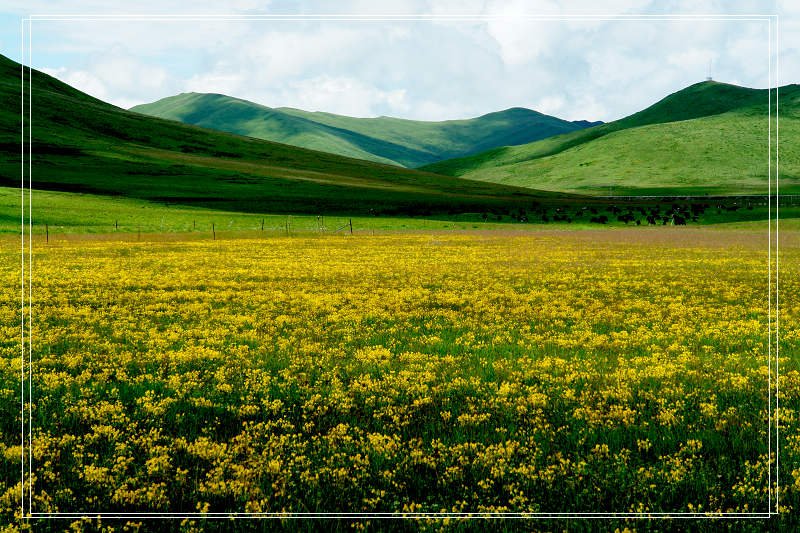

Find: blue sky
0;1;794;122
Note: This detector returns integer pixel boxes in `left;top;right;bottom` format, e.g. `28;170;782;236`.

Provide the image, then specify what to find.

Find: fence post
286;217;290;236
45;224;48;244
193;220;196;230
115;220;118;231
138;225;141;241
212;222;216;240
349;219;353;235
261;218;264;231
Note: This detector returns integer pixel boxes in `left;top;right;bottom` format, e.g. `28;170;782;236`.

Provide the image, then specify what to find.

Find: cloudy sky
0;1;794;122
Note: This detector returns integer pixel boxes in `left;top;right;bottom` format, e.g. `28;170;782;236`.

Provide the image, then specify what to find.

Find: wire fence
24;194;800;243
29;216;371;243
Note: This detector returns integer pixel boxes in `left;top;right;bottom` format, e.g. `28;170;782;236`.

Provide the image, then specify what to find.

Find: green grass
131;93;600;168
3;187;798;238
422;81;800;196
0;54;569;219
0;186;550;236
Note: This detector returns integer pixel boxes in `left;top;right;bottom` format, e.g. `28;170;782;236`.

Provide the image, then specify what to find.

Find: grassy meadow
438;110;799;196
4;187;800;241
1;228;798;531
422;81;781;176
422;82;800;196
0;187;531;237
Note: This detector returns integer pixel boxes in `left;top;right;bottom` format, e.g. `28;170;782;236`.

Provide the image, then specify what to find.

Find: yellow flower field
0;228;798;530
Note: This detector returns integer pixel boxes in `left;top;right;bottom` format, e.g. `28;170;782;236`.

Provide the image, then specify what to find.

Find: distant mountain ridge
130;94;601;167
420;80;800;196
0;53;561;218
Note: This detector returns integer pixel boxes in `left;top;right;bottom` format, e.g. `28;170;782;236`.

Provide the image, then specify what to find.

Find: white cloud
484;0;562;66
88;46;169;90
776;0;799;85
7;0;793;123
428;0;487;15
588;47;654;88
666;49;718;72
729;36;770;79
185;71;246;96
534;95;567;116
241;26;372;83
413;100;479;121
40;66;67;78
261;76;410;117
7;0;272;13
559;94;608;122
62;70;109;99
41;44;174;108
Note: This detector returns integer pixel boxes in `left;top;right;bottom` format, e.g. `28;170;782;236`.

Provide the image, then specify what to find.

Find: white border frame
19;12;781;521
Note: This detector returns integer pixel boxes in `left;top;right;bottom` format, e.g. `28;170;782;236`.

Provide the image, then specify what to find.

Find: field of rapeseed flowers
0;228;798;532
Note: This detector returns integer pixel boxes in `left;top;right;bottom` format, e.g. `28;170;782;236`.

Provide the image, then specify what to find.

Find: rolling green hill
422;81;800;195
130;93;600;168
0;54;571;218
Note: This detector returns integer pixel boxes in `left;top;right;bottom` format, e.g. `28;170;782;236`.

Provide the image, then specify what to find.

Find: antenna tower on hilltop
706;59;713;81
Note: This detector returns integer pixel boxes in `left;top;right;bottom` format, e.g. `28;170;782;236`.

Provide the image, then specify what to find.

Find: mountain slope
0;54;568;217
275;105;603;165
130;93;600;167
129;93;426;167
421;81;800;195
